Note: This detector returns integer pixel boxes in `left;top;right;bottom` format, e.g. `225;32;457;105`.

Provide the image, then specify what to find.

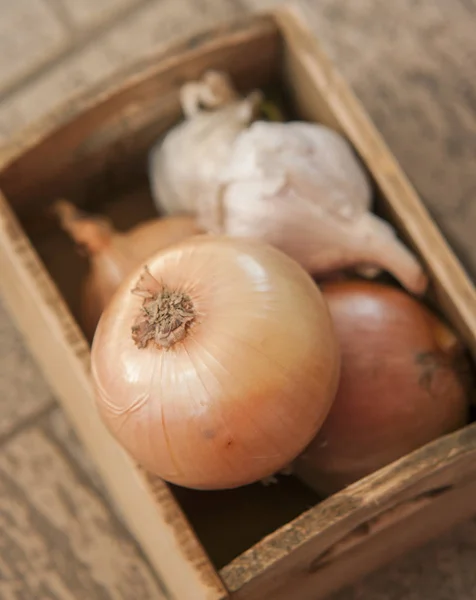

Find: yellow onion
294;280;471;496
54;200;201;340
91;236;340;490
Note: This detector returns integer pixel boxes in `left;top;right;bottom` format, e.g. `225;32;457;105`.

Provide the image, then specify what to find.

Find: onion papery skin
80;215;201;340
294;280;471;496
91;235;340;490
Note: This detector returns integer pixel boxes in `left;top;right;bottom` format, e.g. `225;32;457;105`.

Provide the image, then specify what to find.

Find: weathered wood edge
230;474;476;600
275;5;476;358
221;425;476;595
0;13;277;172
0;13;280;216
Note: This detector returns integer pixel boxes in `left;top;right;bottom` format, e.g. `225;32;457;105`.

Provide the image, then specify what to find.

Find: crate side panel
230;476;476;600
0;193;228;600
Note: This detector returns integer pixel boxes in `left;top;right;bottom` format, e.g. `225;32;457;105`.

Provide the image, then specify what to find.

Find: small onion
54;200;200;340
294;280;471;496
91;236;340;490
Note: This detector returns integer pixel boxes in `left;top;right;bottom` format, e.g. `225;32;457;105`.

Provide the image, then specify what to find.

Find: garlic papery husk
197;121;428;295
148;70;262;216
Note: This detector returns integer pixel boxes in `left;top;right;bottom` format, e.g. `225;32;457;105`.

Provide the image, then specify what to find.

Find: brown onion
294;280;471;496
54;200;201;340
91;236;340;490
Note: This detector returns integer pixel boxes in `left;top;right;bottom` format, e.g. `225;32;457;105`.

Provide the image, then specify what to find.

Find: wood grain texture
222;425;476;598
0;15;279;213
1;9;475;600
0;423;166;599
2;0;474;275
244;0;476;282
233;477;476;600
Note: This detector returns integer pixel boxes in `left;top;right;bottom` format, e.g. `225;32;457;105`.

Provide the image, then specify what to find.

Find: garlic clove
218;121;372;220
148;70;262;217
148;95;262;216
197;120;428;295
200;179;427;295
346;212;429;295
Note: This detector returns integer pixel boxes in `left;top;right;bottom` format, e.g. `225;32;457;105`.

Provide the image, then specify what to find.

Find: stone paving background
0;0;475;598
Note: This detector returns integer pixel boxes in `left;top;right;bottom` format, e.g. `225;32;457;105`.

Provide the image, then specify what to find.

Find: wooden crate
1;6;476;600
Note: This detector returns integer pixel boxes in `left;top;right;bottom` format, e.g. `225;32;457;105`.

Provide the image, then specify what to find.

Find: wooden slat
223;426;476;599
0;0;247;135
231;476;476;600
245;0;476;283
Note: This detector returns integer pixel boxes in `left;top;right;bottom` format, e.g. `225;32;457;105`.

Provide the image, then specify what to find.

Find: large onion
294;280;471;496
91;236;340;490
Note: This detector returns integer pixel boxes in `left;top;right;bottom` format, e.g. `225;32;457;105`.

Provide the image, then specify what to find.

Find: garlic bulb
148;70;262;216
197;121;428;295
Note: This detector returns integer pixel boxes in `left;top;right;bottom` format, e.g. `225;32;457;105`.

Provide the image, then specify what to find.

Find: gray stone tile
0;43;118;142
48;0;142;31
0;0;68;94
42;408;109;501
0;298;54;440
0;423;167;599
0;0;244;143
0;3;475;600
